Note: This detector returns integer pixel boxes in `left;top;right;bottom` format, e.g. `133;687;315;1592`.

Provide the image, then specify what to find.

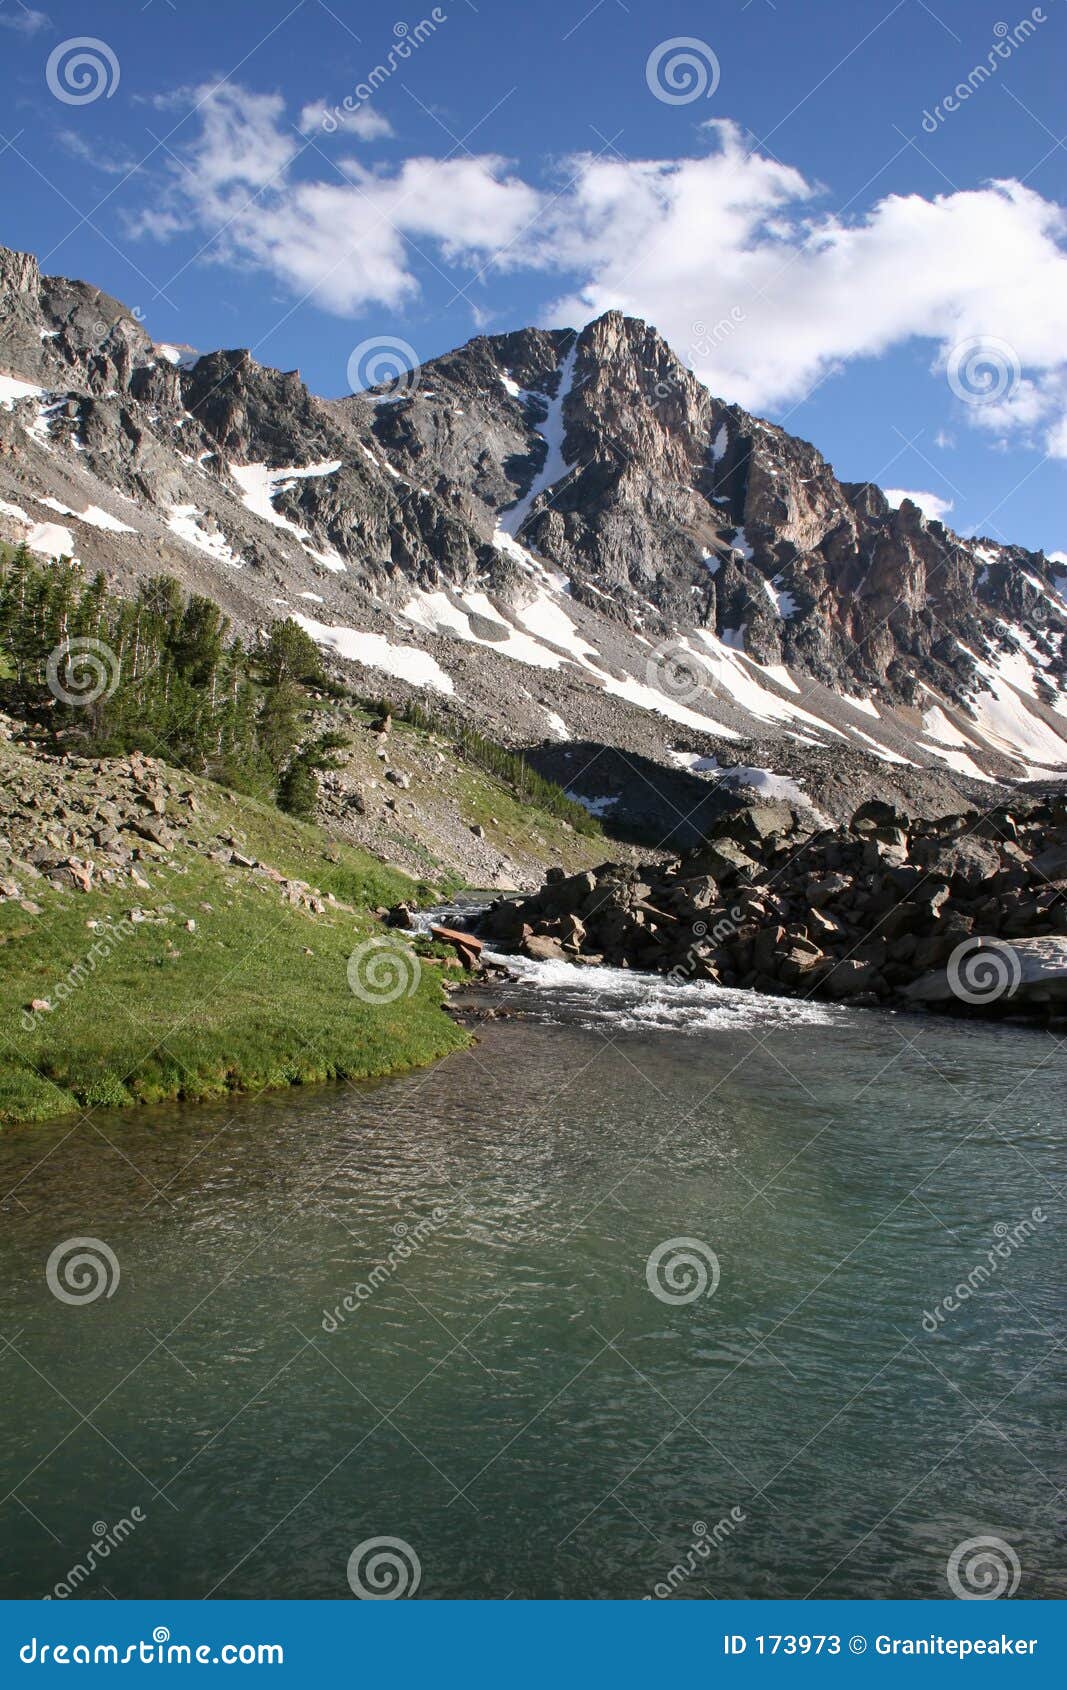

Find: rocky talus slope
0;714;357;920
0;703;633;910
480;798;1067;1022
1;243;1066;836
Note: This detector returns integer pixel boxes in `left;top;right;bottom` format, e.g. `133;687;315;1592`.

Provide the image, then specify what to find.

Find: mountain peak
0;239;1065;794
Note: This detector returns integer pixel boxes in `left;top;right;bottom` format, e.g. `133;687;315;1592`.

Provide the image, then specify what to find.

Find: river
0;951;1063;1599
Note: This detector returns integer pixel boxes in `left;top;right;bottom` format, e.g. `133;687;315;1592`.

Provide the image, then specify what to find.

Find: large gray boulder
904;936;1067;1005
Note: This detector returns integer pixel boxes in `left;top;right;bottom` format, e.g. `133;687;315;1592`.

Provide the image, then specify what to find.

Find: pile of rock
479;797;1067;1020
0;717;345;920
0;731;195;904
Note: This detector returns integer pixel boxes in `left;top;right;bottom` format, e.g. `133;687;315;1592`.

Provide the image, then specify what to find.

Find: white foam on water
489;951;845;1035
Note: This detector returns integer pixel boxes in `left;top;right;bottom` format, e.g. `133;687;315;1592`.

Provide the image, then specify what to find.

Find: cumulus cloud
884;489;955;523
543;128;1067;451
129;83;539;316
134;89;1067;453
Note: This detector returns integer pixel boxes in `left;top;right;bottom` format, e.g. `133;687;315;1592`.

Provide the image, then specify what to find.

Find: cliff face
365;307;1065;715
1;243;1066;821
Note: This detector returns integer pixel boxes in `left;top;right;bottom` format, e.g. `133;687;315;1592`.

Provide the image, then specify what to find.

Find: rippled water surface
0;960;1064;1600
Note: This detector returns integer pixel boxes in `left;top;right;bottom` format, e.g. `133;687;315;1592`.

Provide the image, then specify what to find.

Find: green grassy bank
0;780;469;1128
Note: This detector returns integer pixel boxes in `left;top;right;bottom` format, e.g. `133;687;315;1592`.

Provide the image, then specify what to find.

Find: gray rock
905;936;1067;1004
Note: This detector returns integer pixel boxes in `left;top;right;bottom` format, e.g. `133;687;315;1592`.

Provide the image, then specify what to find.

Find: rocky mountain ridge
2;241;1066;838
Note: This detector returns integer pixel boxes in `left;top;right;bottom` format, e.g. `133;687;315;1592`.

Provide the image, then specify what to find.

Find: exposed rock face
1;243;1066;809
479;797;1067;1022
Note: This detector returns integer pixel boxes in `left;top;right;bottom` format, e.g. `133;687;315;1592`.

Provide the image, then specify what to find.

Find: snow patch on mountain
231;461;342;533
541;708;570;739
166;505;244;569
960;643;1067;767
36;497;136;534
566;791;619;818
498;341;578;538
762;575;798;618
0;497;78;557
514;592;599;661
292;613;455;694
0;374;45;408
838;693;880;720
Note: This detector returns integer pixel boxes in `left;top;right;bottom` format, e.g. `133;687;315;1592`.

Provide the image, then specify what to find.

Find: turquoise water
0;962;1064;1600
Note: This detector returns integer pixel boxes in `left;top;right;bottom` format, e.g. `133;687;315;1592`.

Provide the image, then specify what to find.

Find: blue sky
1;0;1066;557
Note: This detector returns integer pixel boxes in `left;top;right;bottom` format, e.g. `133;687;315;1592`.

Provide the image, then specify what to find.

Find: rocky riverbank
479;796;1067;1021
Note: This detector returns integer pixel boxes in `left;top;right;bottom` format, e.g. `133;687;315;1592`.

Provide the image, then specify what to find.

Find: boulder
712;801;798;844
1033;844;1067;882
806;871;850;909
821;958;882;998
430;924;484;970
685;840;760;882
850;799;909;835
547;868;597;915
920;837;1000;888
521;933;568;963
904;936;1067;1005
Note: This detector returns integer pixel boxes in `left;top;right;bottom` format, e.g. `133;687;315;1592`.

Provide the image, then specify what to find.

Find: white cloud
1048;550;1067;565
299;98;393;140
0;6;50;34
135;92;1067;452
543;129;1067;454
57;128;138;177
134;82;539;319
884;489;955;523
